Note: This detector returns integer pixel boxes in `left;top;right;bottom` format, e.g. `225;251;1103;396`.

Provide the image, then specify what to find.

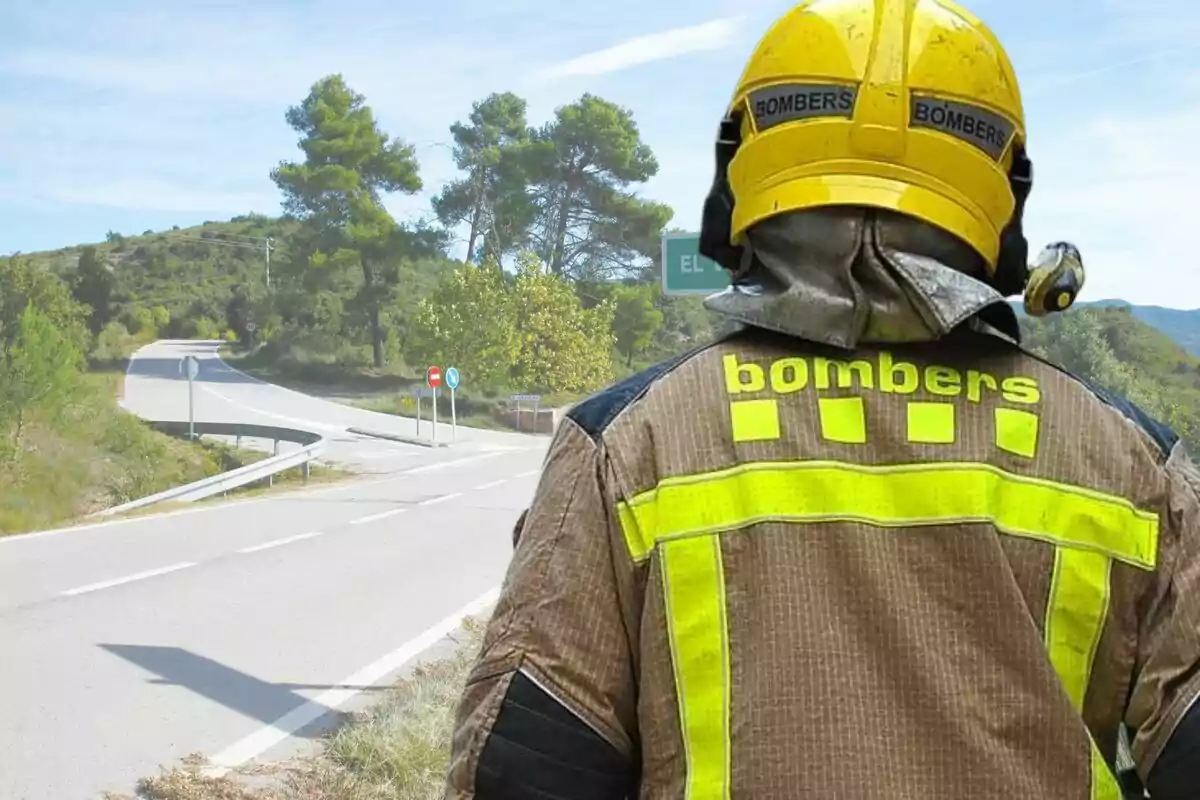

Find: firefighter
443;1;1200;797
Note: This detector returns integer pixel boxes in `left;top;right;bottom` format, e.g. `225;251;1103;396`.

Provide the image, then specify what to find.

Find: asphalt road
120;339;536;473
0;341;548;799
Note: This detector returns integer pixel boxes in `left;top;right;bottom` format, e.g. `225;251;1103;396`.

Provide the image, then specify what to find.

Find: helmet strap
699;111;747;274
991;143;1033;297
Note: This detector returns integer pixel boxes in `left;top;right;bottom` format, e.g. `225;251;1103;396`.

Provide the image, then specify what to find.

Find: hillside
24;215;301;340
1084;300;1200;358
1020;304;1200;448
0;252;336;535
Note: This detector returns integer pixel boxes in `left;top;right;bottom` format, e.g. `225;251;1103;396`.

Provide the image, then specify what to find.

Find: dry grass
106;619;487;800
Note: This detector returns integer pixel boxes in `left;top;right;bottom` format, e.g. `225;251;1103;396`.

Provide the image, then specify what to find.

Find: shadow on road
98;643;386;738
125;357;263;385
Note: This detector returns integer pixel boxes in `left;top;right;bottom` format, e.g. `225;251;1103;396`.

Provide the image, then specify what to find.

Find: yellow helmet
699;0;1031;290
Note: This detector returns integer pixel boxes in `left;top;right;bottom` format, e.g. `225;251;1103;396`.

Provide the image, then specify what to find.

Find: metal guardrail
92;421;327;518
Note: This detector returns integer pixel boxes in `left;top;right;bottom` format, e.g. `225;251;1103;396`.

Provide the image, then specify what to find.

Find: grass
0;367;349;536
106;618;487;800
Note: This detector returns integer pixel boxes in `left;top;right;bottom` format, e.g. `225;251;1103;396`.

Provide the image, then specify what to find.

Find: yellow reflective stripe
1046;548;1123;798
661;535;731;800
1091;743;1121;799
630;459;1157;796
1045;548;1111;710
618;460;1158;569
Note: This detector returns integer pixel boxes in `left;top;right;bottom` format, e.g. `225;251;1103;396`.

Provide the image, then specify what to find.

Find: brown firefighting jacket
444;324;1200;799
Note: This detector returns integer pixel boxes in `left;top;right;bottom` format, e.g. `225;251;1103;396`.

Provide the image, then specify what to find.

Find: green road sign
661;232;731;295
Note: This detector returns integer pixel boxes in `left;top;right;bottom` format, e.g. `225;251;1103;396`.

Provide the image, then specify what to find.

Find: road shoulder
106;610;490;800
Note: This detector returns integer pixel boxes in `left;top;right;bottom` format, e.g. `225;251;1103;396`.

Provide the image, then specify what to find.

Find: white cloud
1026;105;1199;306
538;16;746;80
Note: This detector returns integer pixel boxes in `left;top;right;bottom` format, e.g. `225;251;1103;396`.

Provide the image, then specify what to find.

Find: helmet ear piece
699;112;745;274
991;144;1033;297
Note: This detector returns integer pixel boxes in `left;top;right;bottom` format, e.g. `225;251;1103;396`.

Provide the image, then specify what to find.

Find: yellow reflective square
995;407;1039;458
907;401;955;444
729;398;780;442
818;396;866;443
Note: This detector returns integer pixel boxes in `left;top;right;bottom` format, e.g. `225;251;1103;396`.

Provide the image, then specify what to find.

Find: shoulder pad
568;332;741;440
1076;377;1179;457
1012;341;1180;458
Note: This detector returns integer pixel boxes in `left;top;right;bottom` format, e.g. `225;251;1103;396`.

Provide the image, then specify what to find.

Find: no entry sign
426;365;442;388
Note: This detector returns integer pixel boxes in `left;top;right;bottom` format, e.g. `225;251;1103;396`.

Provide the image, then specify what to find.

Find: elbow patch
1146;699;1200;799
475;671;635;800
512;509;528;549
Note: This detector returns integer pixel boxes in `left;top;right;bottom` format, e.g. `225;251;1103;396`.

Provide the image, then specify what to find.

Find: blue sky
1;0;1198;305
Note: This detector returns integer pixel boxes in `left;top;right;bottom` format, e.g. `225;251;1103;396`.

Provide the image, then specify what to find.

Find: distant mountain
1082;301;1200;358
1013;299;1200;357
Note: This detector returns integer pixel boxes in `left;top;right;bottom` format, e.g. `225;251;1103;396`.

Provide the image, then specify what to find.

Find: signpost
180;355;200;439
510;393;541;432
445;366;460;441
410;386;434;436
661;232;730;295
426;366;442;443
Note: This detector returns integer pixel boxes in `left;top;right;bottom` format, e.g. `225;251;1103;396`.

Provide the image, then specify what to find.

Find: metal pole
415;392;421;435
515;398;521;431
265;237;272;289
188;373;195;440
432;387;438;443
450;387;457;441
534;398;541;434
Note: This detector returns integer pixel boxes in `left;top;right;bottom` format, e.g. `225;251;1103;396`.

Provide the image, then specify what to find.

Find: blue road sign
445;366;460;390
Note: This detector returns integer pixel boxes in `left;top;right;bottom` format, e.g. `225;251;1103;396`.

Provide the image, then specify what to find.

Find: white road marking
406;452;503;474
348;450;418;461
419;492;462;506
516;469;540;477
237;531;323;553
348;508;407;525
61;562;197;596
202;586;501;777
2;451;524;545
473;479;508;490
198;384;345;433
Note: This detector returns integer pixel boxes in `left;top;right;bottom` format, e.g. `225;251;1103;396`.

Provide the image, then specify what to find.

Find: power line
163;232;275;289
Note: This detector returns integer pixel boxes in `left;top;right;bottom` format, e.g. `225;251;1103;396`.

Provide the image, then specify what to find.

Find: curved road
0;341;548;799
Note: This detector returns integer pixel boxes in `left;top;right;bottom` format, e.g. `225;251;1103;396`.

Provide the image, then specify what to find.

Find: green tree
121;306;157;337
271;74;425;367
0;255;89;359
518;94;673;280
612;283;664;366
511;252;615;393
71;246;115;334
150;305;171;331
0;305;83;452
406;259;520;386
433;92;535;262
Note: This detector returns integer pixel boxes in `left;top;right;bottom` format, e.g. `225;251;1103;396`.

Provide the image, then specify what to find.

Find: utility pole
165;230;277;291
